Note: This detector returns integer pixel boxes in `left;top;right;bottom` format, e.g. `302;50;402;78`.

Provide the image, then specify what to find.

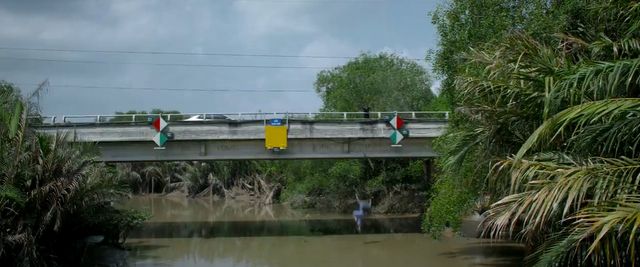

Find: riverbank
113;159;432;213
145;179;428;215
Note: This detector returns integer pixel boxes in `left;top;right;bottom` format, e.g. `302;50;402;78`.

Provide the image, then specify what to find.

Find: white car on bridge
183;114;231;121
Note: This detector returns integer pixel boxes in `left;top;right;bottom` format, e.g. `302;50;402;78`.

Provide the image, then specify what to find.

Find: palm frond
441;2;640;265
517;98;640;158
484;155;640;243
552;58;640;105
533;195;640;266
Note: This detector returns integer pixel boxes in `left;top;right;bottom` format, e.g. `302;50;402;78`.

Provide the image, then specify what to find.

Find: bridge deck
33;112;447;161
36;119;446;142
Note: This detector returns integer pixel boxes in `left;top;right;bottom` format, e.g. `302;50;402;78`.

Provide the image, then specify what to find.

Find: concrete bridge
33;112;447;162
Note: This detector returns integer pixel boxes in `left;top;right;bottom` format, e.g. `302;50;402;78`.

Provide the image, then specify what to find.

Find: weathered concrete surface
98;138;436;162
35;120;446;142
35;120;445;161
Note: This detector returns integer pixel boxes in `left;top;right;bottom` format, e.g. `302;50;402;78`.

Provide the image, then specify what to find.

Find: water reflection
113;196;524;267
119;196;375;222
130;217;421;239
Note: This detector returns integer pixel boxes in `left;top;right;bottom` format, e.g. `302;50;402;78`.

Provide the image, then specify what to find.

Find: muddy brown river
101;196;524;267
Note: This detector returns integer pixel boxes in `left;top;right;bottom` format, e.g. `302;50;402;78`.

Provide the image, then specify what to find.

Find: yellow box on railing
265;119;287;150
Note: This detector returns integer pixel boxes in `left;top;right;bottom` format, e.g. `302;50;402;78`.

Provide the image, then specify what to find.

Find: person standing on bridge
362;106;370;119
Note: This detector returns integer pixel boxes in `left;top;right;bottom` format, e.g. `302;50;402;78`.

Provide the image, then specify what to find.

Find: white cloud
232;1;318;40
295;34;357;76
0;1;226;50
299;35;357;59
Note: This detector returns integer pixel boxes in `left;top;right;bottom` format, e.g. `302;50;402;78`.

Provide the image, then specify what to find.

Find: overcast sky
0;0;443;116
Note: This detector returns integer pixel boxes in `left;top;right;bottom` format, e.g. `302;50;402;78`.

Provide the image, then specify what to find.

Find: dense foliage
115;160;283;201
274;159;429;212
425;0;593;234
0;82;146;266
113;157;429;213
429;0;576;106
427;0;640;265
316;52;435;111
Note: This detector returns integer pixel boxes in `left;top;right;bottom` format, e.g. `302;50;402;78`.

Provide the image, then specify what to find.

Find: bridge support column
200;142;206;156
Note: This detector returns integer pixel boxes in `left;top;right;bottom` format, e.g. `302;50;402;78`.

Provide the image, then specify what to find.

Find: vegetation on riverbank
0;82;146;266
113;160;285;204
426;0;640;265
112;157;431;213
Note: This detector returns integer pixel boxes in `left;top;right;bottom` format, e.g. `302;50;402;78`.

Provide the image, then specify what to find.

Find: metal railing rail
29;111;449;125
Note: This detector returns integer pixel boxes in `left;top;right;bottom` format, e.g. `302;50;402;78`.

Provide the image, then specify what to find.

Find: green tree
424;0;590;236
427;1;640;265
315;52;434;111
429;0;579;107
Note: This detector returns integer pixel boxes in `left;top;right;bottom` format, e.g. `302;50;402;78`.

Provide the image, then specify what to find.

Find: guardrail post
445;112;449;120
411;112;416;119
62;116;67;123
168;114;172;121
96;115;101;123
343;112;347;120
132;115;136;123
51;116;56;124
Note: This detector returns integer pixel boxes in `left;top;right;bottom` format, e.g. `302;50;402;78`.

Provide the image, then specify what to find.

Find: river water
105;196;524;267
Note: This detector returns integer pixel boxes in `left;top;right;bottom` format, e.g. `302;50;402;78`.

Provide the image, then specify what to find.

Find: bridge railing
29;111;449;125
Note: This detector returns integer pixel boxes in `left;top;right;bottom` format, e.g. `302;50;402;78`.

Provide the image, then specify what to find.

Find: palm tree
142;162;188;194
175;162;217;197
115;163;143;194
0;82;145;266
483;99;640;265
436;1;640;265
